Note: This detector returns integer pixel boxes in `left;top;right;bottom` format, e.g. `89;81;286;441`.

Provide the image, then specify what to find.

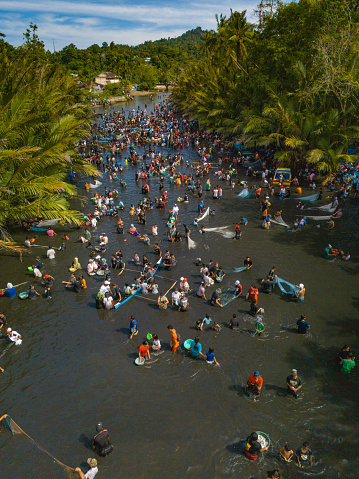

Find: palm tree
0;52;97;253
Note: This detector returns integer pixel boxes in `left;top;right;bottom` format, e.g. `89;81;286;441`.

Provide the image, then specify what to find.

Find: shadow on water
79;433;93;451
264;384;288;397
226;439;246;455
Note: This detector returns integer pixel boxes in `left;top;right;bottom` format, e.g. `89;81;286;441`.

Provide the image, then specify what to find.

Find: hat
6;327;12;333
184;278;187;281
328;244;332;248
235;280;240;285
257;318;263;323
292;369;297;374
87;458;97;467
89;259;93;262
254;371;260;376
95;255;101;259
180;277;184;281
6;283;13;289
104;280;110;285
299;283;304;289
131;224;134;227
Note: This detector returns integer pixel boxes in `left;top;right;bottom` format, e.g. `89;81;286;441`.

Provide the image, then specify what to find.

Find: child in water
279;444;294;462
205;347;220;365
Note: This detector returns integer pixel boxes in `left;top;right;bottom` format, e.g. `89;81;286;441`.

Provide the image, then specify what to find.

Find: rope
1;416;80;479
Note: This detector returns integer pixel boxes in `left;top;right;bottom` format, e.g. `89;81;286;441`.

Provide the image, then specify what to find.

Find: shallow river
1;95;359;479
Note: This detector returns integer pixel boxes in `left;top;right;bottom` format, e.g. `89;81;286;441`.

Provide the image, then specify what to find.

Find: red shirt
248;287;258;301
139;345;149;357
248;374;263;389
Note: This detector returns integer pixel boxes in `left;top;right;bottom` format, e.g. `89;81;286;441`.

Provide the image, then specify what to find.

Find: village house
94;72;120;86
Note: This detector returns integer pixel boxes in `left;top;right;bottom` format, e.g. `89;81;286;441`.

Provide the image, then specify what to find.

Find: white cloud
0;0;260;49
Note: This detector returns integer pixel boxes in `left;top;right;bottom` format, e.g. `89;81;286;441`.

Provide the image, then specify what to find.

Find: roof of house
96;72;118;79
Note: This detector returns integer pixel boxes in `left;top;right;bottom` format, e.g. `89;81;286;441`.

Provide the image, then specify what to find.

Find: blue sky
0;0;258;50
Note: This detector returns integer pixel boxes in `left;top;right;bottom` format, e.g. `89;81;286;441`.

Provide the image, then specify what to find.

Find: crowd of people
1;97;357;478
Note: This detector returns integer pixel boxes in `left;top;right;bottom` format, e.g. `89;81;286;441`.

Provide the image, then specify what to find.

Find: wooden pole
163;281;177;297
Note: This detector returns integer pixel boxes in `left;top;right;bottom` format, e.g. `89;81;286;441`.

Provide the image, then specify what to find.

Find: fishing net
315;201;338;213
197;207;210;222
0;343;14;360
270;216;289;228
187;237;196;250
220;289;237;307
305;215;331;221
276;277;299;296
1;415;80;479
237;188;249;198
289;193;319;202
232;266;248;273
204;227;233;238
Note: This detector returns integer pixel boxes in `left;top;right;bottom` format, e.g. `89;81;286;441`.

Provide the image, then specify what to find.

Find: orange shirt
170;329;178;344
248;287;258;301
139;345;150;357
248;374;263;388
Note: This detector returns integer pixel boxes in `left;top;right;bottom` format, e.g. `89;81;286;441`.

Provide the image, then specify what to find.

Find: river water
1;95;358;479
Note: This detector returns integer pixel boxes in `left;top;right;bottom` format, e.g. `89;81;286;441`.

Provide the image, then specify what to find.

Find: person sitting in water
261;275;276;293
71;257;81;270
129;224;142;237
294;283;305;302
278;444;294;462
0;283;17;298
245;431;269;461
139;340;150;362
6;328;22;345
75;458;98;479
190;336;206;359
158;293;169;310
266;469;282;479
338;345;352;362
210;289;223;308
211;321;221;331
27;284;41;300
297;314;310;334
342;251;350;261
151;334;161;351
229;314;239;330
247;370;263;397
296;442;312;468
255;317;265;335
92;423;113;457
249;302;262;317
0;312;7;330
205;347;220;365
324;244;336;259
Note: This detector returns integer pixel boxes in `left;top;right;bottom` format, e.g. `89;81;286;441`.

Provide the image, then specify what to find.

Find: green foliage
102;82;124;98
0;36;97;252
172;0;359;175
51;27;204;84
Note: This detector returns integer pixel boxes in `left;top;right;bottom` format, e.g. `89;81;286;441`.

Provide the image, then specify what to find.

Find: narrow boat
114;257;162;309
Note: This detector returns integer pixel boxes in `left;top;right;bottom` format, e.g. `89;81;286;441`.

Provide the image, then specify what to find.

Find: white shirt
101;235;109;244
173;206;179;214
152;226;158;235
91;218;97;227
8;331;22;345
103;296;113;309
172;291;181;301
87;263;95;273
47;248;56;259
204;275;213;286
85;467;98;479
100;284;110;294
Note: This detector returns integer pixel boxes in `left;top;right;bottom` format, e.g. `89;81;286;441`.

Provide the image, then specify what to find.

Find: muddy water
1;95;358;479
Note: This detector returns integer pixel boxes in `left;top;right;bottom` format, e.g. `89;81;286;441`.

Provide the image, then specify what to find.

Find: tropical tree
0;49;97;253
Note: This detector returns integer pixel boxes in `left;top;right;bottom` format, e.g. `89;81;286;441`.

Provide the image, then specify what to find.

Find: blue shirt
130;319;137;332
4;287;16;298
191;342;202;358
206;352;215;363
